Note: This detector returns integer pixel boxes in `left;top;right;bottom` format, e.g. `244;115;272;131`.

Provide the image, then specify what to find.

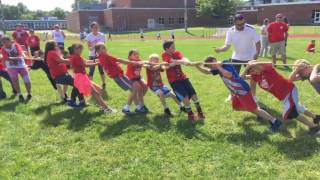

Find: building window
168;17;174;25
158;17;165;25
313;10;320;23
178;17;184;24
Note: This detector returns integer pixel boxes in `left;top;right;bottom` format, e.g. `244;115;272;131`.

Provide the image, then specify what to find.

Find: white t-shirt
52;30;65;43
85;32;105;56
225;24;260;61
260;25;268;37
4;44;26;69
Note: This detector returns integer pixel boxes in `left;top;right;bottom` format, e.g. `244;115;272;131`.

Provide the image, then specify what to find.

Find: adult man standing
215;14;261;74
52;24;66;49
267;13;288;65
12;24;29;51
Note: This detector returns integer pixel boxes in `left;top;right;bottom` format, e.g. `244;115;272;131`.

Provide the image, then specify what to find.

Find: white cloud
2;0;73;11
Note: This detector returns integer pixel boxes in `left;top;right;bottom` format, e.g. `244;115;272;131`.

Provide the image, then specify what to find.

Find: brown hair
128;49;139;57
204;56;217;67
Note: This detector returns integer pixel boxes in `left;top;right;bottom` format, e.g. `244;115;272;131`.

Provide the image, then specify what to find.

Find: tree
196;0;240;18
72;0;100;10
50;7;67;20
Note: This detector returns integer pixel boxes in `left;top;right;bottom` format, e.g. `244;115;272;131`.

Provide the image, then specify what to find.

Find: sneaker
135;108;147;114
197;110;205;120
79;101;88;108
188;111;195;122
270;119;282;132
102;108;117;114
309;126;320;135
25;94;32;102
141;106;149;113
164;108;172;116
180;106;187;113
66;100;79;108
313;115;320;125
122;108;131;115
19;95;25;102
225;95;231;102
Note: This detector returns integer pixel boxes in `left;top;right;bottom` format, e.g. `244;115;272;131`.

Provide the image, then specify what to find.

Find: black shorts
170;79;196;101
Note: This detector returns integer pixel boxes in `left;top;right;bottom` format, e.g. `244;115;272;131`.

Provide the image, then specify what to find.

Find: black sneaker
0;91;7;100
313;115;320;125
79;101;88;108
141;106;149;113
164;108;172;116
270;119;282;132
309;126;320;135
25;94;32;103
19;95;25;102
180;106;187;113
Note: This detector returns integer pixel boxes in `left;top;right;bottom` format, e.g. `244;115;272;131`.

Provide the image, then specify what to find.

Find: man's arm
310;64;320;83
215;44;231;53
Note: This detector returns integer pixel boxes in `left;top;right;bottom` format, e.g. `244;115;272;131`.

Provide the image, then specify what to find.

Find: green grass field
1;37;320;179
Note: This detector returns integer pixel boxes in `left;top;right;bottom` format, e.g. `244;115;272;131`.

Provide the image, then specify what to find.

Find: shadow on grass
0;101;19;112
217;116;320;160
100;113;213;141
38;104;103;131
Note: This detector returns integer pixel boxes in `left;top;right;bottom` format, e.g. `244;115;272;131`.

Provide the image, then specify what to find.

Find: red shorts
232;92;257;112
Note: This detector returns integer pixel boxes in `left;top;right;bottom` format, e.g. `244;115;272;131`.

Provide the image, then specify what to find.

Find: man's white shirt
85;32;106;57
225;24;260;61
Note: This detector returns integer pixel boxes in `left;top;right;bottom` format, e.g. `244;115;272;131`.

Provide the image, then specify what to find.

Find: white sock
123;104;130;110
271;118;277;124
136;105;142;110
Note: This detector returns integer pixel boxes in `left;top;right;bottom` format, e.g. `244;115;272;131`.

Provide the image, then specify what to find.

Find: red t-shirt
162;51;187;83
27;35;40;48
70;54;86;74
98;52;124;78
146;68;164;87
0;48;4;70
12;30;29;46
46;50;67;79
306;43;315;52
126;59;142;80
251;64;294;101
267;22;288;43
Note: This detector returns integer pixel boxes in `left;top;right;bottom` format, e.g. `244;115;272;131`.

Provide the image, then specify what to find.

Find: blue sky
2;0;73;11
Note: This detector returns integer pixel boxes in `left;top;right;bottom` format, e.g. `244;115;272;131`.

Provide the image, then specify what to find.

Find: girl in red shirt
126;50;149;113
68;44;115;113
305;40;316;53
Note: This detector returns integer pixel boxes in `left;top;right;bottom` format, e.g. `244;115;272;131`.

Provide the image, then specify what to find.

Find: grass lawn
1;37;320;179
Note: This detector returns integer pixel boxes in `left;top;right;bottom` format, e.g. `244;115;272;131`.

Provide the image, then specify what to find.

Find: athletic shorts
231;92;258;112
150;85;171;96
270;41;286;56
170;79;196;101
114;75;132;91
7;67;30;82
57;42;65;49
282;86;305;120
130;78;147;89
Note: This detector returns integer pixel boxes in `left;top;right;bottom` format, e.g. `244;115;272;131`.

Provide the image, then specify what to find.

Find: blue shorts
170;79;196;101
150;85;171;96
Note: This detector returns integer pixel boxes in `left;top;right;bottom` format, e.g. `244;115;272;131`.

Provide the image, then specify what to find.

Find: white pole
184;0;188;32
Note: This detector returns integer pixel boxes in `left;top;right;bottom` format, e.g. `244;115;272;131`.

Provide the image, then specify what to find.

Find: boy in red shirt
267;13;289;65
126;50;149;113
162;40;204;122
27;29;41;56
146;54;182;116
12;24;29;50
243;61;320;135
305;40;316;53
95;43;144;114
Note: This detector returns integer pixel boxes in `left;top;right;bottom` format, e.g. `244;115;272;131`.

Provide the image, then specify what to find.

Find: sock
123;104;130;110
271;118;277;124
136;104;142;110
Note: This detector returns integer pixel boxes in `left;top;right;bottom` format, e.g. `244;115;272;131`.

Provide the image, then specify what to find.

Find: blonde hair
149;53;160;60
293;59;311;71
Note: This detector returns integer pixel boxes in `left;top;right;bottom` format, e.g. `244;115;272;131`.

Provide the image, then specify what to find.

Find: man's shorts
7;67;29;82
170;79;196;101
114;75;132;91
232;92;258;112
282;86;305;120
269;40;286;56
150;85;171;97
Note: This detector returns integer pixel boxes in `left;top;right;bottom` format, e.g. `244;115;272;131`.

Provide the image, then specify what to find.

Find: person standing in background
52;24;66;49
85;22;107;90
267;13;288;65
12;24;29;51
27;29;41;56
260;18;269;57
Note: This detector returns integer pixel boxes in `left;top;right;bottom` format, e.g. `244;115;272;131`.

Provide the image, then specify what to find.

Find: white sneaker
225;95;231;102
101;107;117;114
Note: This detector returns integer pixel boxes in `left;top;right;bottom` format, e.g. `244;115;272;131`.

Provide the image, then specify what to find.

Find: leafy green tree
196;0;240;18
50;7;68;19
